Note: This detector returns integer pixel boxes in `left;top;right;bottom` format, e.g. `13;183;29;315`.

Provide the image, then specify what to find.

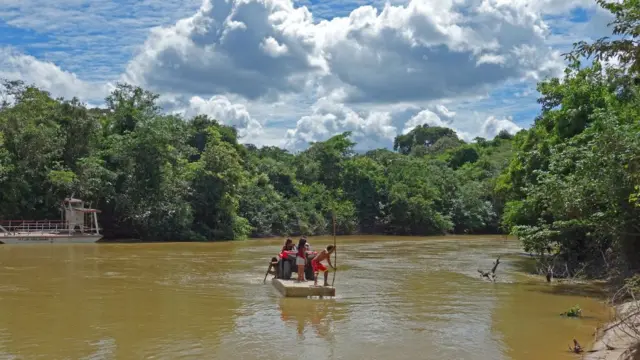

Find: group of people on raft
272;237;336;287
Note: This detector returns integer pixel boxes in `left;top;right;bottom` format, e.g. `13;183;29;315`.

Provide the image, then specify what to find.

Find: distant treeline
0;79;516;241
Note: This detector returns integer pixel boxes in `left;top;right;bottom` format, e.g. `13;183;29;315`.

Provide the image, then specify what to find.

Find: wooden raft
271;278;336;297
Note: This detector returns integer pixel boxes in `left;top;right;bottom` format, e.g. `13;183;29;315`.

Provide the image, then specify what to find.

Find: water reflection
279;298;344;340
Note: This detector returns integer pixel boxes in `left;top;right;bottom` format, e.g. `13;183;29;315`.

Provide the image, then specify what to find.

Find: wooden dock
271;278;336;297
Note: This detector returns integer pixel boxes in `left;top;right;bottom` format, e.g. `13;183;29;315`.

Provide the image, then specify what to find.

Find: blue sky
0;0;613;150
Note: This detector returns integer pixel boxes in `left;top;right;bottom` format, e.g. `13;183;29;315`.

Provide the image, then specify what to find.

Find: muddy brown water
0;235;611;359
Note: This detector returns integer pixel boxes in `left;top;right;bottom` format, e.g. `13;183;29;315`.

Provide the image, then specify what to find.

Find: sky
0;0;614;151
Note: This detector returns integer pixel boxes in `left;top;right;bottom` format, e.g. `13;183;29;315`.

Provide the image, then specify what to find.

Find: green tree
568;0;640;75
0;78;518;242
393;124;461;155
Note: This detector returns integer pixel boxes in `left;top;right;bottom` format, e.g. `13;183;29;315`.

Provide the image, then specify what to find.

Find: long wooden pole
263;260;274;284
263;265;270;284
331;211;337;287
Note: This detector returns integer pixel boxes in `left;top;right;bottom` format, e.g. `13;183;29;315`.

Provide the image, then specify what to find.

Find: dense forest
0;0;638;279
0;78;515;241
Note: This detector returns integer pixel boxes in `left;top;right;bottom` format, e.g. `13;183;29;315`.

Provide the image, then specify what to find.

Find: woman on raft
296;238;307;282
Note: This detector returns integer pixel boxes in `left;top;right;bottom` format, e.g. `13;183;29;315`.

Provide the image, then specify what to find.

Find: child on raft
295;238;307;282
312;245;336;287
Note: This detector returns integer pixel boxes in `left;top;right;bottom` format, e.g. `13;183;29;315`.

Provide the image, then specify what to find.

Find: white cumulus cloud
481;115;522;138
0;47;112;103
177;95;264;140
123;0;565;105
123;0;326;100
0;0;610;151
284;97;397;150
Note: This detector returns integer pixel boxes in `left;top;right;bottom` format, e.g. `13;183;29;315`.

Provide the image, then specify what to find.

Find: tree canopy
499;0;640;278
0;79;514;241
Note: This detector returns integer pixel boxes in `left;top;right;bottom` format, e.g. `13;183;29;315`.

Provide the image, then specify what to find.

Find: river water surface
0;235;611;359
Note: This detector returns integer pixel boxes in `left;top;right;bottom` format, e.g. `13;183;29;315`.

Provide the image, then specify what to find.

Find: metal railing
0;220;100;235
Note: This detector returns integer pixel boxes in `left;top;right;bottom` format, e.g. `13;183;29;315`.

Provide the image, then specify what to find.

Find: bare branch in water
478;256;501;282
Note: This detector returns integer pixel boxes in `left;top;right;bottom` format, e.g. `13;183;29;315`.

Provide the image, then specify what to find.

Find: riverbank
586;301;640;360
100;233;514;243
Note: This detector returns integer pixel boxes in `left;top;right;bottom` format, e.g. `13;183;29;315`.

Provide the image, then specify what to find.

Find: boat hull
0;234;103;244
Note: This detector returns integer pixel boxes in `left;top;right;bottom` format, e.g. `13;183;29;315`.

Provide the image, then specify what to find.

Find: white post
93;212;100;234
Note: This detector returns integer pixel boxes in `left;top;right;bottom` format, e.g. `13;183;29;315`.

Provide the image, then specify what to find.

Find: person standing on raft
312;245;336;287
295;238;307;282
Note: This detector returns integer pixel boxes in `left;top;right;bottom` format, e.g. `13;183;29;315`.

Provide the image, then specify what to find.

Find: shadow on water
534;282;609;300
508;255;609;301
278;298;348;340
509;253;538;274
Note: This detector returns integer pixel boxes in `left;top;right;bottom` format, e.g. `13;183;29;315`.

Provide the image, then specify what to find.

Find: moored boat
0;198;103;244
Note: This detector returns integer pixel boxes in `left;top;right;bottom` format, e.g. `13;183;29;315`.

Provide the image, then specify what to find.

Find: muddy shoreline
585;301;639;360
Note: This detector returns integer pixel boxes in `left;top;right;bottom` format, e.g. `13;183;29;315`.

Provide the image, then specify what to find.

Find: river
0;235;611;359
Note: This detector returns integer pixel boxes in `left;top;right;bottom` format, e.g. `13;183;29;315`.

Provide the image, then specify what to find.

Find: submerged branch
478;256;501;282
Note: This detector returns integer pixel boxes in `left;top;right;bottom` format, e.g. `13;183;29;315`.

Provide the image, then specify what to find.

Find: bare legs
297;264;305;282
313;271;329;286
